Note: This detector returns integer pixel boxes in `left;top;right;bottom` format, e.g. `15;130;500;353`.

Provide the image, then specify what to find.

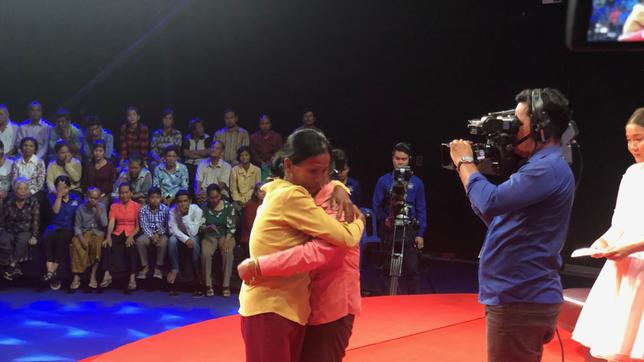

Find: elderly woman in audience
0;178;39;281
42;175;80;291
112;153;151;204
82;139;118;208
230;146;261;210
101;182;141;292
11;137;46;196
71;187;107;290
46;140;83;197
153;145;188;206
201;184;237;297
0;140;14;201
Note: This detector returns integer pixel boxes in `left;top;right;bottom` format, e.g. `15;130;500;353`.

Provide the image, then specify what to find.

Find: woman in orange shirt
238;130;365;362
100;183;141;292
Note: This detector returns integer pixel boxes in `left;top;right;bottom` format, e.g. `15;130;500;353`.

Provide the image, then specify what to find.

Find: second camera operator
449;88;575;362
372;142;427;295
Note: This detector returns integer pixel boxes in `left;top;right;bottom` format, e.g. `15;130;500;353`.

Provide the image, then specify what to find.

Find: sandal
42;271;54;282
88;280;98;289
206;287;214;297
99;275;112;288
222;287;231;297
127;280;137;291
70;278;81;290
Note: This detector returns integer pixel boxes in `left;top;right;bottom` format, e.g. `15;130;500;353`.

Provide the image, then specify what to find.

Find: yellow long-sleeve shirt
238;178;364;325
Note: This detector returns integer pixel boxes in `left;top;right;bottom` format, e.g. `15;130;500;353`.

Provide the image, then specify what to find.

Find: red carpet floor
82;293;591;361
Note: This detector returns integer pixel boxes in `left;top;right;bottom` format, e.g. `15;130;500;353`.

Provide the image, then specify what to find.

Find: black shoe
49;274;61;291
192;289;204;298
12;266;22;277
169;289;179;297
42;272;54;283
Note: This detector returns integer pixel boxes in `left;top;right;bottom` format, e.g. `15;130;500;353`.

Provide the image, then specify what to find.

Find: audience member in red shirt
119;106;150;164
249;114;283;181
239;181;265;258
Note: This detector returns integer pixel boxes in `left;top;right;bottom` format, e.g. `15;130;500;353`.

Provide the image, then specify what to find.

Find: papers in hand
571;247;603;258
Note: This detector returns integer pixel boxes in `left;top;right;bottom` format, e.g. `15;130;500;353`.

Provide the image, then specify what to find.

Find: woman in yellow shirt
239;129;365;362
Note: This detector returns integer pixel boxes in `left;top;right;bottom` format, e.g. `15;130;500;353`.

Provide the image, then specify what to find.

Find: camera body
442;110;522;178
389;166;419;228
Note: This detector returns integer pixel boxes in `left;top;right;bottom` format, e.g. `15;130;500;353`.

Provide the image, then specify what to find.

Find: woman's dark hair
270;150;285;178
161;108;174;119
515;88;571;140
330;148;348;180
223;108;237;116
174;189;191;199
252;182;264;200
83;115;102;128
237;145;251;161
54;175;71;188
283;129;329;166
163;145;178;157
627;108;644;128
125;106;140;116
147;186;162;197
206;183;221;195
54;140;70;154
92;139;106;152
20;137;39;152
54;108;70;121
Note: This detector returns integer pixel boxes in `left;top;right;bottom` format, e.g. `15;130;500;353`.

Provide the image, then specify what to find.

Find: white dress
572;163;644;361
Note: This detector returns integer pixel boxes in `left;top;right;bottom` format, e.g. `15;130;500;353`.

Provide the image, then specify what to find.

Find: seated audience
11;137;46;196
15;101;51;160
214;108;249;165
71;187;107;290
42;175;80;290
112;154;151;204
0;104;18;156
0;140;14;201
136;187;169;280
101;183;141;292
230;146;261;209
182;117;211;187
201;184;236;297
250;114;283;181
150;109;182;165
153;145;188;205
167;190;203;296
239;182;265;258
82;115;114;161
0;178;39;281
294;108;323;134
195;140;231;204
48;108;83;160
334;149;362;206
46;140;83;197
119;106;149;165
82;140;118;208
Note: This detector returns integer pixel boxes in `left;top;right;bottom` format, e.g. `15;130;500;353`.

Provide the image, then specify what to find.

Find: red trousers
241;313;306;362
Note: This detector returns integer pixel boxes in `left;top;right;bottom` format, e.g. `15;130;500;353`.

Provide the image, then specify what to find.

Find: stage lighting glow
14;355;75;362
0;337;26;345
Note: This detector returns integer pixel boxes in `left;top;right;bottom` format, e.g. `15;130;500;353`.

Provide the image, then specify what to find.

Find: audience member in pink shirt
238;148;360;362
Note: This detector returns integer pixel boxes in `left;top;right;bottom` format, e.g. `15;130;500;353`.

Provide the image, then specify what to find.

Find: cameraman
372;142;427;294
449;88;575;362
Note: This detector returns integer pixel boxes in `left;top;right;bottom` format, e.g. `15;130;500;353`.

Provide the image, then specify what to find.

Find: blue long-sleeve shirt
466;146;574;305
372;172;427;237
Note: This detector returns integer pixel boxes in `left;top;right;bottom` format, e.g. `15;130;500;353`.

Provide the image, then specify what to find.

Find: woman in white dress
572;108;644;361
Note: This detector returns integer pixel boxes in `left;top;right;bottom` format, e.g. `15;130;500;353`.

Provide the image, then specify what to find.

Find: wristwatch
457;156;475;172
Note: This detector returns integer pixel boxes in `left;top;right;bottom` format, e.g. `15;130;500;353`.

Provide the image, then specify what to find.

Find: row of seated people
0;174;265;297
0;102;308;176
1;136;262;212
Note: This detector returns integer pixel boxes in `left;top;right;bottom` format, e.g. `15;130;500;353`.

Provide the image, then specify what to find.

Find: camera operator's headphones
529;88;554;144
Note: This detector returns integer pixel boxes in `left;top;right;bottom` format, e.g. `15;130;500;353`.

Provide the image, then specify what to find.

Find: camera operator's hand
448;139;474;167
415;236;424;250
331;185;355;222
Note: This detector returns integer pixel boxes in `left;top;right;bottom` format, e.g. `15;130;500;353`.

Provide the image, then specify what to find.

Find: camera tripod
387;214;414;296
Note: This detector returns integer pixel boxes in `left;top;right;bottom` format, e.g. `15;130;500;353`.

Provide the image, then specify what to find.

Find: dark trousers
485;302;562;362
300;314;355;362
241;313;306;362
101;233;138;274
43;228;74;263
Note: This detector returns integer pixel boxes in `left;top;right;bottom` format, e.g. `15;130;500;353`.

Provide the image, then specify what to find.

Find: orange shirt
109;201;141;237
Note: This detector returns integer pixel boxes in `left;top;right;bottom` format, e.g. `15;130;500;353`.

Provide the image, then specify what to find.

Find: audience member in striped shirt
214;108;249;166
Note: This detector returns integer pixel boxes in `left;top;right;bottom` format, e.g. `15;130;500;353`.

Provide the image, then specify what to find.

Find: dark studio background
1;0;643;267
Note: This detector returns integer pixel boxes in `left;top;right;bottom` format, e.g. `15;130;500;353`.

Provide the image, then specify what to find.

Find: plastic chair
360;208;381;268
